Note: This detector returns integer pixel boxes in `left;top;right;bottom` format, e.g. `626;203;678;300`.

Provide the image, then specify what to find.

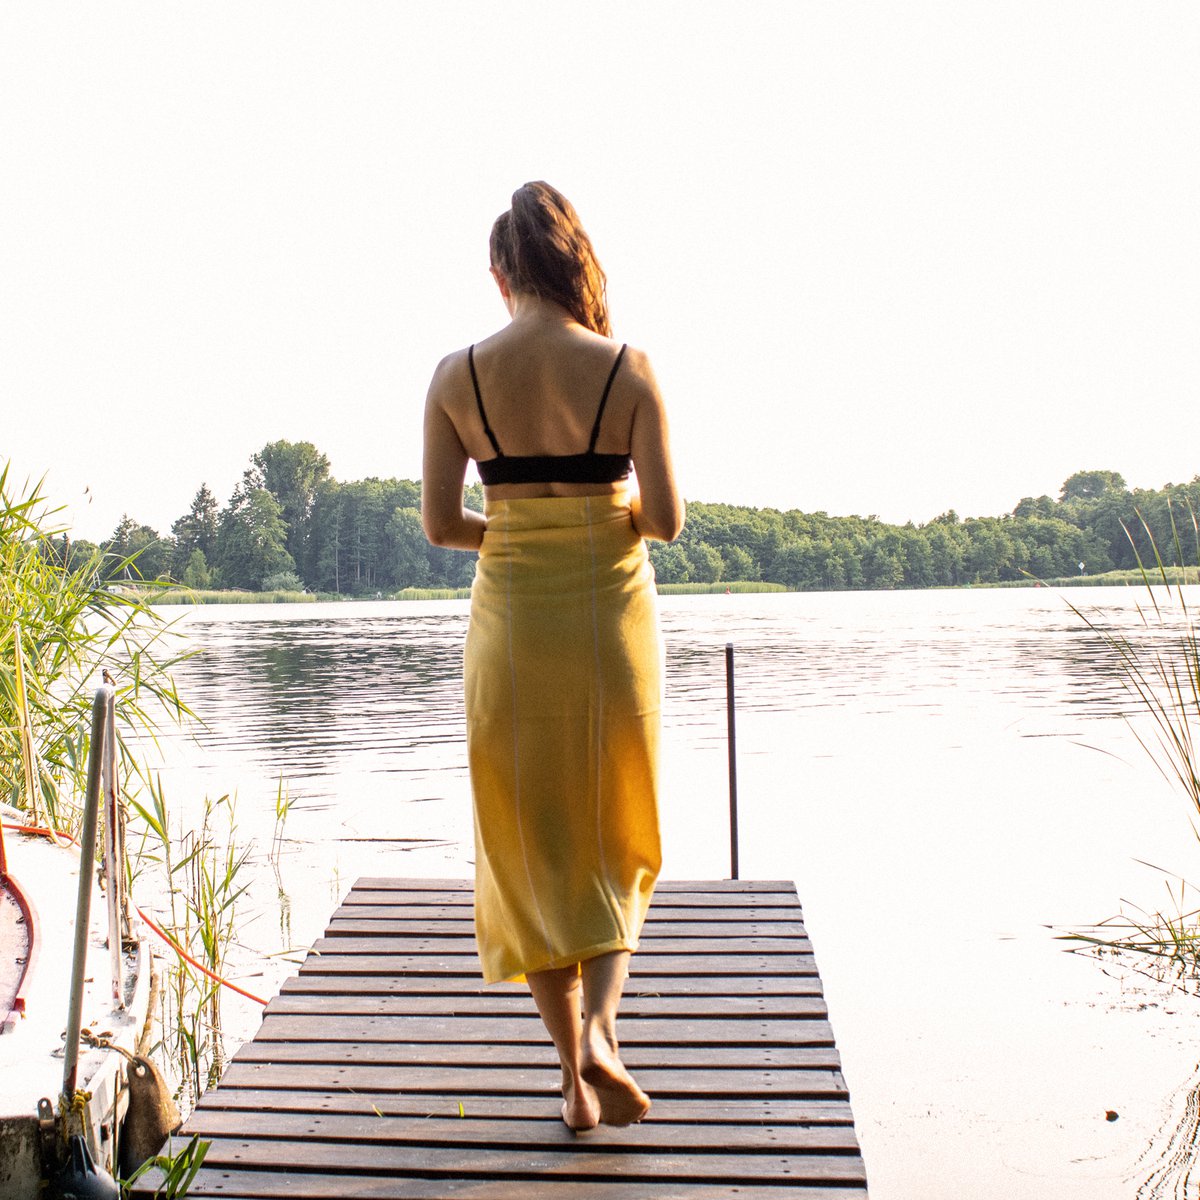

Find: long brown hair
489;182;611;337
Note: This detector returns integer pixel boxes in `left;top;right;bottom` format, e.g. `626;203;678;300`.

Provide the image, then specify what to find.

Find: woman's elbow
422;510;452;547
423;506;485;551
659;512;686;542
638;500;685;543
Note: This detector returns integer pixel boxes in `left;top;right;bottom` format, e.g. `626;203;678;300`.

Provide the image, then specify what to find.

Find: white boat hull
1;822;151;1197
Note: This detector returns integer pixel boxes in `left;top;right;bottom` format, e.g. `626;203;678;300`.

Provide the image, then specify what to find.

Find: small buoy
46;1133;120;1200
118;1055;181;1177
1105;1110;1119;1122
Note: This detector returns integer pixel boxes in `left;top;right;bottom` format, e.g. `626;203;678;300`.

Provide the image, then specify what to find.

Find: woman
423;182;683;1132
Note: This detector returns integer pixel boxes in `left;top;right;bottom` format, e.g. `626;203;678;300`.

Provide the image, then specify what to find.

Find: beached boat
0;685;154;1198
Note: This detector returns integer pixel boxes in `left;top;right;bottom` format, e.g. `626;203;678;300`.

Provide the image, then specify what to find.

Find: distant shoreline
146;581;790;604
138;570;1197;605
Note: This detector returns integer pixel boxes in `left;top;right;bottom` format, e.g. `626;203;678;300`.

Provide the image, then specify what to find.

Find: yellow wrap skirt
465;491;662;984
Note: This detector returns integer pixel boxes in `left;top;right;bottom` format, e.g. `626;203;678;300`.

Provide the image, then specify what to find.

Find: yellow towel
465;491;662;983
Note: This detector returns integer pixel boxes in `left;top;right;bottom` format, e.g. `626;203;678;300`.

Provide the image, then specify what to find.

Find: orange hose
135;906;268;1007
0;821;75;845
1;821;269;1008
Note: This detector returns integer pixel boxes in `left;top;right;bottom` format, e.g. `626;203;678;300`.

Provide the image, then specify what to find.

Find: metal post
101;702;124;1008
62;683;114;1097
726;643;739;881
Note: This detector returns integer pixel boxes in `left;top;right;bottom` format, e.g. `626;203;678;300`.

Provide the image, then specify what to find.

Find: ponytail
489;182;611;337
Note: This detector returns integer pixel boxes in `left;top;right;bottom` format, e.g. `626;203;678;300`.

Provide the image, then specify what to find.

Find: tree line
56;447;1200;593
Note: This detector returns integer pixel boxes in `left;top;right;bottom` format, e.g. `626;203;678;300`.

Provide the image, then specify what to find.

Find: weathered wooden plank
184;1138;868;1184
140;1167;867;1199
133;879;864;1200
312;935;814;955
297;953;820;977
212;1061;851;1098
266;991;830;1017
252;1014;835;1045
344;890;801;910
277;974;827;998
327;916;808;937
351;878;799;894
230;1041;844;1071
181;1110;863;1152
351;878;474;890
187;1090;858;1126
333;905;805;924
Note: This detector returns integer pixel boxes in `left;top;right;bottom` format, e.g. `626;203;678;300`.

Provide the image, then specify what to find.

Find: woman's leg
526;965;600;1131
580;951;651;1125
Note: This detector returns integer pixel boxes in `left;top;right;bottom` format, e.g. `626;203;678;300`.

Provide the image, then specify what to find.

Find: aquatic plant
393;586;472;601
1062;502;1200;984
129;781;256;1108
269;777;292;864
142;587;323;606
994;566;1199;589
1071;506;1199;817
655;581;788;594
0;465;193;830
121;1133;210;1198
2;464;264;1115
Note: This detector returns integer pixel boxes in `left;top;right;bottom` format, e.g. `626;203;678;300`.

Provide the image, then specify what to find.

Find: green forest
56;441;1200;594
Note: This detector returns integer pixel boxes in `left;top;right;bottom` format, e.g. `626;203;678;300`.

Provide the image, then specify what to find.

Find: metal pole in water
62;683;114;1098
726;642;739;881
102;699;124;1009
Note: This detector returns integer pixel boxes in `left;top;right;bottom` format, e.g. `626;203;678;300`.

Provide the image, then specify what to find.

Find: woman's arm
627;351;685;542
422;356;487;550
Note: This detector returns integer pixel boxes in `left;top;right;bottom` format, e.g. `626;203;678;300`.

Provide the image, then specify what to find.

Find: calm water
148;587;1200;1199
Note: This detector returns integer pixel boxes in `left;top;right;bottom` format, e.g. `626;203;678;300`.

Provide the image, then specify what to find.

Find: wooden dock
143;878;867;1198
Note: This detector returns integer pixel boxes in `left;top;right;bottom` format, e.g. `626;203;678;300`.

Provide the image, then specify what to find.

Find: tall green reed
1061;501;1200;985
0;466;194;833
128;779;255;1111
2;465;263;1114
121;1134;210;1198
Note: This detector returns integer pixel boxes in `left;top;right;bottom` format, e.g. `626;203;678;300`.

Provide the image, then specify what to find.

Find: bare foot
561;1072;600;1132
580;1020;650;1126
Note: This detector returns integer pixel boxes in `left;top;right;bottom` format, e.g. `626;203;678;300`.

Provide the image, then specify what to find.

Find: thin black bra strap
588;343;628;452
468;345;503;457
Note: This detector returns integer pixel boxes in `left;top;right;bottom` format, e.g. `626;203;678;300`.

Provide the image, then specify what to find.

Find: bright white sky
2;3;1197;543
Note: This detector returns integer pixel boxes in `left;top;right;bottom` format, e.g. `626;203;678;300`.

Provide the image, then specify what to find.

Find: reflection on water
169;588;1181;790
174;612;467;786
149;586;1200;1200
1132;1060;1200;1199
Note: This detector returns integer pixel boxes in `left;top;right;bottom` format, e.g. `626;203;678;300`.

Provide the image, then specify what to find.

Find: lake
148;586;1200;1199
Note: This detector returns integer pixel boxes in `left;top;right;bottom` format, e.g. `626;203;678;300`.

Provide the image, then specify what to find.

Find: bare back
451;321;638;499
423;303;683;547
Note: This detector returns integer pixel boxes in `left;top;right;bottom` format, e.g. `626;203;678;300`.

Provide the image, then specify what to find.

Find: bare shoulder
428;346;468;389
615;344;666;409
426;346;474;411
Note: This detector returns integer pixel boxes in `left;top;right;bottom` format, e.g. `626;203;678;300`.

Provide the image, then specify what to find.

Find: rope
80;1026;138;1063
0;821;269;1008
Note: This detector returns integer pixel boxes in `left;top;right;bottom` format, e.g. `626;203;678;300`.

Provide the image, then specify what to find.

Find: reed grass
128;781;253;1110
656;581;787;595
122;1133;210;1197
150;586;474;604
148;587;323;605
1;467;194;833
151;581;787;604
1059;502;1200;986
995;567;1199;589
1062;875;1200;990
392;586;472;601
2;465;262;1122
